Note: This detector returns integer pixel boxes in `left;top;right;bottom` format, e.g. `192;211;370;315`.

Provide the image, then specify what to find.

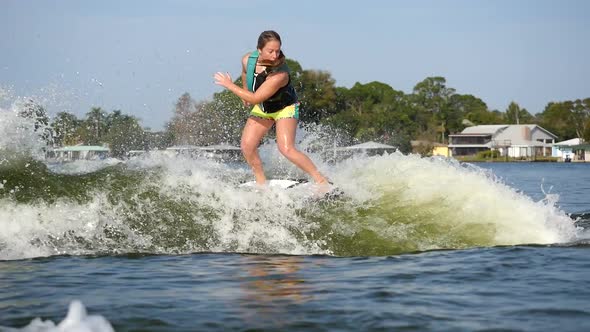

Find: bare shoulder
241;52;251;68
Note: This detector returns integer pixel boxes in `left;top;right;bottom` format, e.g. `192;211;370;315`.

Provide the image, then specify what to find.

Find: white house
46;145;110;162
552;138;580;160
323;141;397;162
552;138;590;162
448;124;557;158
164;144;242;161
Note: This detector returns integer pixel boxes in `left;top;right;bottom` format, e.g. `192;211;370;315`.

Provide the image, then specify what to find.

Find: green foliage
505;102;535;124
411;77;457;143
16;99;52;143
167;91;246;146
537;101;583;140
476;149;501;159
285;58;303;87
48;107;166;157
51;112;81;146
572;98;590;139
321;82;414;152
17;99;49;129
193;57;588;150
103;111;146;157
44;57;585;153
297;70;338;123
81;107;109;145
451;94;492;127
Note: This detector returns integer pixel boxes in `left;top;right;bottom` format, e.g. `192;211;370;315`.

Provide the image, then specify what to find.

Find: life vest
246;50;297;113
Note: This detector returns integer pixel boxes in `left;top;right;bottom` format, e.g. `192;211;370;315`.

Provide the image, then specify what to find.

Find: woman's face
258;40;281;62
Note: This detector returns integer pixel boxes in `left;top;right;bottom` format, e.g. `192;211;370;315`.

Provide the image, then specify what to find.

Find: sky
1;0;589;131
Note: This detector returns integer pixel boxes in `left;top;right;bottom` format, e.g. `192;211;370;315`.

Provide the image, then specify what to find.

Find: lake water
477;162;590;214
1;113;589;331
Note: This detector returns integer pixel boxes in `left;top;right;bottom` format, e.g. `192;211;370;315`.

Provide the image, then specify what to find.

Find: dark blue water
476;162;590;214
1;161;590;331
2;247;590;331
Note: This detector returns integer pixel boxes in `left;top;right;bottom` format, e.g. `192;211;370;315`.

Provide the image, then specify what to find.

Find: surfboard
238;179;308;189
238;179;343;199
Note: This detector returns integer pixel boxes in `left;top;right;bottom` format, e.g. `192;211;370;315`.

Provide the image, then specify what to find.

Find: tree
168;90;247;146
103;114;146;157
296;70;338;123
412;77;456;143
322;81;413;151
145;128;175;150
537;100;585;140
458;95;503;126
546;98;590;140
82;107;108;145
51;112;80;146
198;89;246;145
16;99;52;143
584;118;590;142
505;102;535;124
571;98;590;139
169;93;199;145
285;58;304;89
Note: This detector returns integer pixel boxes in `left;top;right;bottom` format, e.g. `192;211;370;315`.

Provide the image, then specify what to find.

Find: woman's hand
214;72;233;89
214;69;287;105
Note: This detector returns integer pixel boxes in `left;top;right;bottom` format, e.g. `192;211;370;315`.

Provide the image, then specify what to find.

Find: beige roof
461;125;507;135
554;138;583;146
494;125;556;145
460;124;557;140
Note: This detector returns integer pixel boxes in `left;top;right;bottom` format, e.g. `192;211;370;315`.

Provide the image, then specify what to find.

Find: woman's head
257;30;283;64
257;30;281;49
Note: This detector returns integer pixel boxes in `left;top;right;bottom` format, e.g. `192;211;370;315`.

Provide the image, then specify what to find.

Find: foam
0;118;582;259
0;300;114;332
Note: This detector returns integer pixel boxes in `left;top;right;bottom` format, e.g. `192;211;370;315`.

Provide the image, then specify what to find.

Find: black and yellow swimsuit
247;51;299;120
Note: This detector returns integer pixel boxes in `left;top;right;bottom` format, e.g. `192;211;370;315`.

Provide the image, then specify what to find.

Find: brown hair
256;31;285;67
257;30;282;49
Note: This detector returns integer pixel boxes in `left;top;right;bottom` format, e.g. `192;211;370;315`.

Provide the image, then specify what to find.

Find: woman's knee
278;144;297;158
241;138;257;152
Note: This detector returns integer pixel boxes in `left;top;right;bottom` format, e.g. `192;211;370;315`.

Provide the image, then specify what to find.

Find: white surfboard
238;179;308;189
238;179;343;199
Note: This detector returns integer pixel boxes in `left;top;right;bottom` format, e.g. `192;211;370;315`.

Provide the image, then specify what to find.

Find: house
334;141;396;152
576;143;590;161
164;144;242;161
46;145;110;162
553;138;590;162
329;141;397;161
432;144;449;157
411;140;449;157
200;144;242;161
448;124;557;158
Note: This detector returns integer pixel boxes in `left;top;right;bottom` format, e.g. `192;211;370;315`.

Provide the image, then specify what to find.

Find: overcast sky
1;0;589;130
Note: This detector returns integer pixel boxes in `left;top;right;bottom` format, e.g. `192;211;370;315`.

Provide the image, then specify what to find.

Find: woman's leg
275;118;327;184
241;117;274;184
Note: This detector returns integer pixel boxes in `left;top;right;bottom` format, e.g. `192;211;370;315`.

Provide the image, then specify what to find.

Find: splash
0;106;50;162
0;300;114;332
0;147;581;260
323;153;578;254
0;121;582;260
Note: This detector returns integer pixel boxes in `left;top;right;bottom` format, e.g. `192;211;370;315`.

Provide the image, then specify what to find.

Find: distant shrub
476;150;501;159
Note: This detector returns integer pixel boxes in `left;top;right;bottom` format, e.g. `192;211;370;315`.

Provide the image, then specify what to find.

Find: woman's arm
241;54;248;91
240;54;250;106
214;70;288;105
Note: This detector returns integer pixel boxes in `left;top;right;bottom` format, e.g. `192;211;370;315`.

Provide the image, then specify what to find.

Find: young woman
214;30;328;186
